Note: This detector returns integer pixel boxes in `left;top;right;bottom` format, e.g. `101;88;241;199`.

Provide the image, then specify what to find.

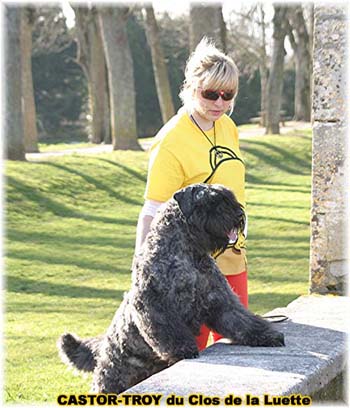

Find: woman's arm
134;200;164;255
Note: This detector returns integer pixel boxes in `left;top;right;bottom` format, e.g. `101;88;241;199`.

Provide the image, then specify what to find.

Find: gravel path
26;121;310;161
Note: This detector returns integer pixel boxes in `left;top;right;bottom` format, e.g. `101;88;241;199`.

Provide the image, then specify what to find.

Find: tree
143;5;175;124
32;40;87;138
156;12;189;108
286;5;311;121
31;6;87;139
32;6;72;55
189;5;226;51
226;5;270;126
265;5;288;134
127;11;163;136
5;6;25;160
98;7;141;150
257;5;269;127
21;7;39;152
73;6;110;143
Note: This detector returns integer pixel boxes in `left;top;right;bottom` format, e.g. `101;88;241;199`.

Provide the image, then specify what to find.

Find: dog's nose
237;208;246;228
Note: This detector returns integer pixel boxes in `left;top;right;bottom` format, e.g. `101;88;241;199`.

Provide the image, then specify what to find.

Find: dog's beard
190;210;243;253
174;183;245;253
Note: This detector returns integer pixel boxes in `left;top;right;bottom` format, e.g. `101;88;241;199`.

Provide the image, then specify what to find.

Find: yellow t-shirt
144;109;247;275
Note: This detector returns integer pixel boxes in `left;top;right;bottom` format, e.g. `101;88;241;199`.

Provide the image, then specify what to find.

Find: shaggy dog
58;183;284;393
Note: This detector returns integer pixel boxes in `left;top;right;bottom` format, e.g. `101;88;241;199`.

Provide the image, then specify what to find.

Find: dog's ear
174;184;207;218
173;190;183;203
174;188;193;218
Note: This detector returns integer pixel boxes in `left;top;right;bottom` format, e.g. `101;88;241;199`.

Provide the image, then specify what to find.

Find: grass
4;128;312;403
242;130;312;310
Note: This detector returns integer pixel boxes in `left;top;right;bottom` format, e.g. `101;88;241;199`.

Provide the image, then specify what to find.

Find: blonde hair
179;37;239;111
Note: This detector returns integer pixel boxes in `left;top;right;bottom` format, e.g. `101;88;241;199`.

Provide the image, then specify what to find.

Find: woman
135;37;247;350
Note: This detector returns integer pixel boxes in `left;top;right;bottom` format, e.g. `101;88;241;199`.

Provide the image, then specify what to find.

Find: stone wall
124;296;348;403
310;6;348;294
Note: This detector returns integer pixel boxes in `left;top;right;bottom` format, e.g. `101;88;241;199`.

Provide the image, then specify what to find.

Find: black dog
58;183;284;393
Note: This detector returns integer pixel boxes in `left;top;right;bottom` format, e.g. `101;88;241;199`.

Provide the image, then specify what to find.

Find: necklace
190;114;223;159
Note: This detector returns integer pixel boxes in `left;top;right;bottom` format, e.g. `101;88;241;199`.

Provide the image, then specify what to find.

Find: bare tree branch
32;6;73;56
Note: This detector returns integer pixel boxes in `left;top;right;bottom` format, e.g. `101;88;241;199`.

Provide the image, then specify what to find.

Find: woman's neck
190;111;214;131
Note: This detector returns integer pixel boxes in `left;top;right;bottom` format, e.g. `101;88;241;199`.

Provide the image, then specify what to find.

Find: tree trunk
21;8;39;153
73;6;110;144
5;6;25;160
89;10;110;144
189;5;226;51
259;65;268;126
98;7;141;150
144;6;175;124
100;55;112;144
288;5;311;121
308;5;314;116
258;5;269;127
266;6;288;134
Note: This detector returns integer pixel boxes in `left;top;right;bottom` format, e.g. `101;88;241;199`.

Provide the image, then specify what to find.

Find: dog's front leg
132;301;199;364
205;272;285;347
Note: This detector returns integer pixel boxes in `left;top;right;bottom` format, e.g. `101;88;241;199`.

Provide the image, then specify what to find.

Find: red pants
195;270;248;351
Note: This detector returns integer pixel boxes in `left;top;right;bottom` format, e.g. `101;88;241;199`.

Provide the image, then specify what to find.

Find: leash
203;145;244;184
262;314;289;323
200;142;287;325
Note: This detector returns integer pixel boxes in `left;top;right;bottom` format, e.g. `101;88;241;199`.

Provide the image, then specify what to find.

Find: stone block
312;6;347;122
310;121;347;293
124;296;348;405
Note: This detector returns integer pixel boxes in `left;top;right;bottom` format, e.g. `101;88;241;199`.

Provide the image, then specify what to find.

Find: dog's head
173;183;245;253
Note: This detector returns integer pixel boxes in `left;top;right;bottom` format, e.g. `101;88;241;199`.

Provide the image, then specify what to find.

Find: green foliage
282;68;296;118
31;7;88;140
32;40;88;139
5;128;311;402
232;71;262;125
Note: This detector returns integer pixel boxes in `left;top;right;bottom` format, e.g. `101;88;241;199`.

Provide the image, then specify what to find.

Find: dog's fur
58;183;284;394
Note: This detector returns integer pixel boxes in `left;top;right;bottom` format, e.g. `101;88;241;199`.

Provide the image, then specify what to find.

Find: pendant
215;149;223;159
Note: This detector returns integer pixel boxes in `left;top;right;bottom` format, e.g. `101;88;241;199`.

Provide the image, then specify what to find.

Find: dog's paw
268;330;285;347
182;347;199;359
270;331;286;347
248;330;285;347
167;344;199;363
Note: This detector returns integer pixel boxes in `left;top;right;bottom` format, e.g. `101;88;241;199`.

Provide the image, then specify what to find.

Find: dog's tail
57;333;103;372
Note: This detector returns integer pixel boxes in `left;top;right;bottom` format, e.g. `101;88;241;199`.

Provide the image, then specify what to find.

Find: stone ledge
124;295;348;404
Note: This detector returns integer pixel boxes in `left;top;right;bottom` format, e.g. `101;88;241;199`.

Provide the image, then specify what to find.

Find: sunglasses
200;89;235;101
